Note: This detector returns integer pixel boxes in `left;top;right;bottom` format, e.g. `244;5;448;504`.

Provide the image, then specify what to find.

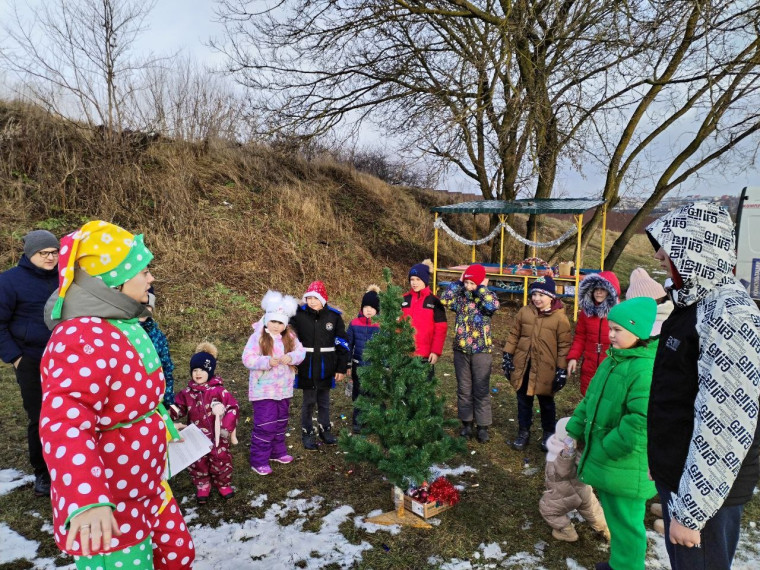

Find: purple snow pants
250;398;290;468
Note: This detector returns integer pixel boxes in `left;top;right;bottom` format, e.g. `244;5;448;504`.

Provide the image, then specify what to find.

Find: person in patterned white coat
647;202;760;570
40;220;194;569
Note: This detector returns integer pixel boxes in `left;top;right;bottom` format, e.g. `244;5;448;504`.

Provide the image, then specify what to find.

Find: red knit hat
303;281;328;306
463;264;486;285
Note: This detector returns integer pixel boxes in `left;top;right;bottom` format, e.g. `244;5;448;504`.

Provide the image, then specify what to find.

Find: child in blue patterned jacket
440;264;500;443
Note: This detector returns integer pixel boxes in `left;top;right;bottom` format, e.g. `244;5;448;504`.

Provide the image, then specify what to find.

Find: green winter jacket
565;341;658;500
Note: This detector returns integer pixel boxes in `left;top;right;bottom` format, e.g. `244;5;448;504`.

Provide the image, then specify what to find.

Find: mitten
501;352;515;379
552;368;568;393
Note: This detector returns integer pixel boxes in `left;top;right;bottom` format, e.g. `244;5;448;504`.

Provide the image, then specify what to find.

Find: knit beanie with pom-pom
190;342;218;378
360;284;381;313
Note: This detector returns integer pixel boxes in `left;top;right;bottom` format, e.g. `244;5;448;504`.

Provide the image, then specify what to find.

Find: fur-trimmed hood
578;271;620;317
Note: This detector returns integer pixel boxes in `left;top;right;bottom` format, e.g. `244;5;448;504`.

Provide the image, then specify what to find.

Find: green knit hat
607;297;657;340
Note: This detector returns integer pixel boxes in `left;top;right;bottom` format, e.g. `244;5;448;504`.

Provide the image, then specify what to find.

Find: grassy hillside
1;100;722;570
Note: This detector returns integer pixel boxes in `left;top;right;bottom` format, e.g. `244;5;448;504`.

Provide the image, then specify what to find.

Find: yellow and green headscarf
51;220;153;319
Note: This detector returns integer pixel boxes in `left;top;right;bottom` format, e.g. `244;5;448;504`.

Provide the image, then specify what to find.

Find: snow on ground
0;468;34;496
2;468;760;569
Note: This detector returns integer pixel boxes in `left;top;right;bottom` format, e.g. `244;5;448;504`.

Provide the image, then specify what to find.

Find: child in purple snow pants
242;291;305;475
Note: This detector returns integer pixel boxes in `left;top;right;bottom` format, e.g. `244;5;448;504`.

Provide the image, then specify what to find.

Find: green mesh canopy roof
431;198;605;214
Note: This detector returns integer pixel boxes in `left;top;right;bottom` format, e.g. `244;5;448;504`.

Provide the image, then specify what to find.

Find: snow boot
272;454;294;464
302;427;318;450
511;429;530;451
459;421;473;438
196;483;211;505
219;486;235;499
476;426;489;443
318;423;337;445
540;431;554;452
34;473;50;497
552;524;579;542
653;519;665;535
251;465;272;476
651;502;663;517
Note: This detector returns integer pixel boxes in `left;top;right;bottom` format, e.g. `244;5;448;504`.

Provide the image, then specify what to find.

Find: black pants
15;357;48;477
516;365;556;433
301;388;331;430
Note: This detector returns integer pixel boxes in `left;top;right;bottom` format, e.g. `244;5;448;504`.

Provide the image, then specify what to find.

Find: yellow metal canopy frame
430;198;608;321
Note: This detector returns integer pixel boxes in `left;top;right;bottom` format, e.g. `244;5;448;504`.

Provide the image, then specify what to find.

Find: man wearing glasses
0;229;60;496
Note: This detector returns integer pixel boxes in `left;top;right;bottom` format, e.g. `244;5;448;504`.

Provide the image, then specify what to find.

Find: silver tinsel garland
434;218;577;248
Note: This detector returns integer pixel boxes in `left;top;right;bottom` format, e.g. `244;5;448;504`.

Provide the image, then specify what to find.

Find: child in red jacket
566;271;619;395
401;259;448;367
171;342;239;504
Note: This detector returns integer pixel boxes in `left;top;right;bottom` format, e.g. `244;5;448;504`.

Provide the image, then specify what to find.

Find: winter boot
196;483;211;505
33;473;51;497
272;454;294;464
352;423;362;434
476;426;490;443
511;429;530;451
318;423;337;445
459;421;473;438
552;524;579;542
594;563;613;570
302;427;318;450
251;465;272;476
650;502;663;517
218;486;235;499
540;431;554;452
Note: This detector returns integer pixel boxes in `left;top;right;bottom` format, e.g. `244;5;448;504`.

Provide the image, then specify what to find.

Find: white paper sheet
167;424;213;478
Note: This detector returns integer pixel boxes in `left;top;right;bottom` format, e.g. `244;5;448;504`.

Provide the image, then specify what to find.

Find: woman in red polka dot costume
40;220;194;569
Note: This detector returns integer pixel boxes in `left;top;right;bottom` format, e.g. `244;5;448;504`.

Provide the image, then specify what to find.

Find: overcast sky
3;0;759;198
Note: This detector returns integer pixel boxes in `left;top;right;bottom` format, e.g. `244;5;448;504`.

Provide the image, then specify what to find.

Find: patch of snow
0;468;34;496
0;522;38;564
190;495;371;569
250;493;268;507
432;464;478;478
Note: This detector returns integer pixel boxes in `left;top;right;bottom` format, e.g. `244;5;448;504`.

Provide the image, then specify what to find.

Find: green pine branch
339;268;464;488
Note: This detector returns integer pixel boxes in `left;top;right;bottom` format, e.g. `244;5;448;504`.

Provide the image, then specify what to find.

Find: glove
502;352;515;379
552;368;568;393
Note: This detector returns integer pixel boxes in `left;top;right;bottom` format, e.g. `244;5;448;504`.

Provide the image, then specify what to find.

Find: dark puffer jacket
347;315;380;366
292;304;350;389
0;255;59;362
567;271;620;395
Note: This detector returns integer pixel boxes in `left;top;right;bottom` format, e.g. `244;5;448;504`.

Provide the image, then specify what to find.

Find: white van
736;186;760;304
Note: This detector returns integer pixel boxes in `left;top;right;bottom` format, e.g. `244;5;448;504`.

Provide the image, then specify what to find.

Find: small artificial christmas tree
340;269;464;523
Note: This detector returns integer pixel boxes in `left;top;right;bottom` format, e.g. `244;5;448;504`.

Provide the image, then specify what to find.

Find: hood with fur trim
646;202;735;308
578;271;619;317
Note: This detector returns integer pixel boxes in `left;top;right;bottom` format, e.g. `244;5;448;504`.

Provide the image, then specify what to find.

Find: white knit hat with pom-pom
262;290;299;325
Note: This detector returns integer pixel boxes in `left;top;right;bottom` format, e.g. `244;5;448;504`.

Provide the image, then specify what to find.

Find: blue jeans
655;482;744;570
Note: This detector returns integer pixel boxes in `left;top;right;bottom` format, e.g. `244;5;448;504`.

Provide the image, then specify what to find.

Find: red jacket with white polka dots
40;316;171;556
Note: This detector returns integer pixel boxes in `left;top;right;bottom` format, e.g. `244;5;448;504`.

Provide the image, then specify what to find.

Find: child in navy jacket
346;285;381;433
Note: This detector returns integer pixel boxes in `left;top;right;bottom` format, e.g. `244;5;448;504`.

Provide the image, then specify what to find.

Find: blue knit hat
190;343;217;379
409;262;431;286
529;276;557;299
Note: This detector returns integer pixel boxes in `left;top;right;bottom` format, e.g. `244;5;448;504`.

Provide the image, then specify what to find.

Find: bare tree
555;1;760;267
0;0;158;141
215;0;760;265
131;56;256;143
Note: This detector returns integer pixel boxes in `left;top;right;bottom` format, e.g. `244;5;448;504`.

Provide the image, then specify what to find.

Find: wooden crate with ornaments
403;494;452;519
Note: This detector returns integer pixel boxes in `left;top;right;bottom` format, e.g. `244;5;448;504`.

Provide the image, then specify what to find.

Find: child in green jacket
565;297;658;570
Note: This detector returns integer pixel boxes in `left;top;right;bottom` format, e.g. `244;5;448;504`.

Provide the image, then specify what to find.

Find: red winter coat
567;271;620;395
401;287;448;358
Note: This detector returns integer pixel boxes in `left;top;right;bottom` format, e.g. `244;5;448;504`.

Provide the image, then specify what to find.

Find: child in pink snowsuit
242;291;305;475
171;343;239;503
